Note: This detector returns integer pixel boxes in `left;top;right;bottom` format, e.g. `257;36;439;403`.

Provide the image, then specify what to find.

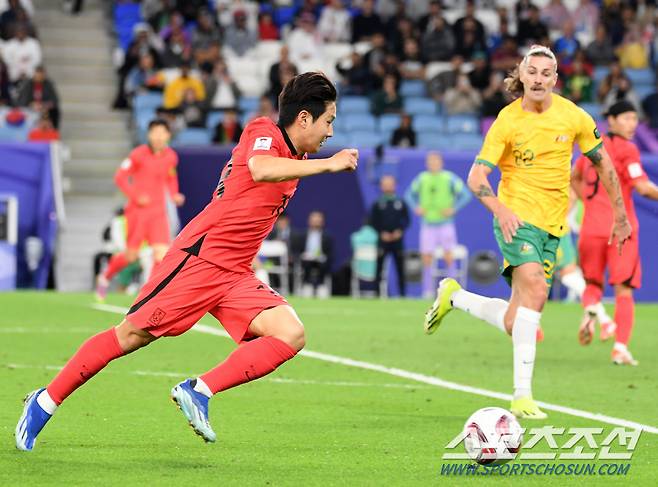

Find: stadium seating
206;111;225;131
403;97;438;116
174;128;211;146
348;130;383;148
324;132;350;148
399;80;427;98
339;96;371;114
238;97;260;114
445;114;480;134
412;114;444;133
0;125;30;142
578;102;603;120
133;93;163;112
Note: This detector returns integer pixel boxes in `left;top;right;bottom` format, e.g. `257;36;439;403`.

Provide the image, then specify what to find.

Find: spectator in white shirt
2;23;40;82
317;0;351;43
287;13;324;67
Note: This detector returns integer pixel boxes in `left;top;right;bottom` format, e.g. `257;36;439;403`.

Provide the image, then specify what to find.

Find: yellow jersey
475;93;602;237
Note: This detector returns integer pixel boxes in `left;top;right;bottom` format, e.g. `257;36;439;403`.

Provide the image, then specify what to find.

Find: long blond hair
504;45;557;98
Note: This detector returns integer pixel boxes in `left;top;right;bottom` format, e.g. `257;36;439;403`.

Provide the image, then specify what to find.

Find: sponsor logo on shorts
148;308;167;326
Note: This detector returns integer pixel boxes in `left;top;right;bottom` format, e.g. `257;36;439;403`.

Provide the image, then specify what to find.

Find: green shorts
493;220;560;287
556;231;577;271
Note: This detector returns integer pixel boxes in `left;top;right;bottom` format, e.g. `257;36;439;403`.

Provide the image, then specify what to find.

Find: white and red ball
463;407;523;465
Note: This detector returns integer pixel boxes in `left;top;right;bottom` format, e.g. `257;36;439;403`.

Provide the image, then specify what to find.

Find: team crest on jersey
253;137;273;150
628;162;642;178
520;243;532;255
148;308;167;326
555;134;569;143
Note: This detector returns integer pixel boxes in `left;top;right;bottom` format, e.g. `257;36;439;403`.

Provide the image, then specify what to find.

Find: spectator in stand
0;58;12;106
211;108;242;145
191;8;221;67
390;113;416;148
160;15;192;68
586;25;617;66
573;0;599;40
203;59;240;111
399;38;425;80
481;71;508;118
162;61;205;109
601;76;642;115
224;9;257;57
641;81;658;129
158;11;191;45
287;13;324;67
455;17;487;60
601;0;625;46
16;65;59;127
294;210;333;299
351;0;384;43
0;0;32;40
175;0;206;23
178;87;206;128
418;0;443;34
371;74;402;116
384;0;409;39
488;15;512;53
2;23;40;82
616;25;648;70
364;32;387;78
540;0;570;31
516;5;548;48
248;95;277;124
427;54;463;102
554;19;580;64
146;0;176;33
317;0;351;43
597;61;630;103
336;51;372;96
421;14;455;62
28;114;59;142
490;35;520;73
389;16;416;60
562;57;594;103
443;73;481;115
453;1;485;49
124;52;164;100
215;0;258;32
515;0;534;22
258;11;278;40
267;46;298;107
468;51;491;91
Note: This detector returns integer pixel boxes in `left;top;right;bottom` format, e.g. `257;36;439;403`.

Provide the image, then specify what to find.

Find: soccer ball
463;407;523;465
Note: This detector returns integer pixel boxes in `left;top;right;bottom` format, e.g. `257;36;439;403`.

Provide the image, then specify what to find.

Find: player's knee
115;321;156;352
281;322;305;352
522;277;548;310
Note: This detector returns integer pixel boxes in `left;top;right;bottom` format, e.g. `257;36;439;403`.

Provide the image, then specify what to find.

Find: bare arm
467;163;523;243
634;179;658;200
248;148;358;183
571;164;584;200
586;145;632;252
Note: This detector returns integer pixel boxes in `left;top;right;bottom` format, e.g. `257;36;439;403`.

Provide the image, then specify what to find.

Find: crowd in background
0;0;61;141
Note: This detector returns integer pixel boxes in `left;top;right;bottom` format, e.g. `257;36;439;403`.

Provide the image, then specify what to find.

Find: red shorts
125;248;288;343
578;234;642;288
125;208;170;250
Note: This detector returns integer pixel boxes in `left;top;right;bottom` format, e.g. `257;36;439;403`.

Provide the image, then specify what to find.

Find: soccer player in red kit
16;72;359;450
95;119;185;301
573;101;658;365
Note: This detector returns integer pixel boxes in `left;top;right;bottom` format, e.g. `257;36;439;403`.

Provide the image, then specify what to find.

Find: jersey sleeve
619;143;648;185
114;148;140;201
243;123;286;162
574;107;603;157
167;151;180;197
475;116;507;169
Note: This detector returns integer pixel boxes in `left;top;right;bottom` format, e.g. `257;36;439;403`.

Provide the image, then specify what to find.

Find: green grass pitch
1;292;656;486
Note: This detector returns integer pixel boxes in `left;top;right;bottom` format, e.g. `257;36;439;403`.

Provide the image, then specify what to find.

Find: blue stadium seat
445;114;479;134
0;125;29;142
593;66;609;85
343;113;376;131
174;128;211;146
133;92;163;112
450;133;483;151
403;97;438;116
113;2;142;51
349;130;384;148
412;114;444;132
635;84;655;101
626;69;655;87
378;113;402;133
239;97;260;114
274;6;296;28
339;96;371;113
324;132;350;148
399;80;427;98
134;107;156;131
417;132;452;150
206;111;225;129
578;102;603;120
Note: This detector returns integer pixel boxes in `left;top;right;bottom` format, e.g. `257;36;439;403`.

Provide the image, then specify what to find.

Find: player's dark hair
148;119;171;132
278;72;337;127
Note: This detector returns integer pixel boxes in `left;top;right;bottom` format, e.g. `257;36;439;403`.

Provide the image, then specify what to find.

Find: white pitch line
5;363;430;390
89;303;658;435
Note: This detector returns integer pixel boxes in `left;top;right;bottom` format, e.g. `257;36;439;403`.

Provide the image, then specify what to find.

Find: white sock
451;289;508;333
193;378;212;398
561;270;586;299
36;389;58;415
593;302;613;324
613;342;627;352
512;306;541;400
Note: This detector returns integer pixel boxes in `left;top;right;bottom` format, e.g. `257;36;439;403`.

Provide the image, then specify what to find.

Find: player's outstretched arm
634;179;658;200
467;162;522;244
586;145;632;252
248;149;358;183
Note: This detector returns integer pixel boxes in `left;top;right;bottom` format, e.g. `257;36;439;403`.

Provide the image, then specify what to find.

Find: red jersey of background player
115;144;179;213
576;133;648;237
174;117;306;273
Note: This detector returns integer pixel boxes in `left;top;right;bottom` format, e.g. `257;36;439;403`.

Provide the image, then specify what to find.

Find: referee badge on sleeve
253;137;273;150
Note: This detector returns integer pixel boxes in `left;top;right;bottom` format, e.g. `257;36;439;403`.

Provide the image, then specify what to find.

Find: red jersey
174;117;305;272
115;144;179;213
576;134;648;238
